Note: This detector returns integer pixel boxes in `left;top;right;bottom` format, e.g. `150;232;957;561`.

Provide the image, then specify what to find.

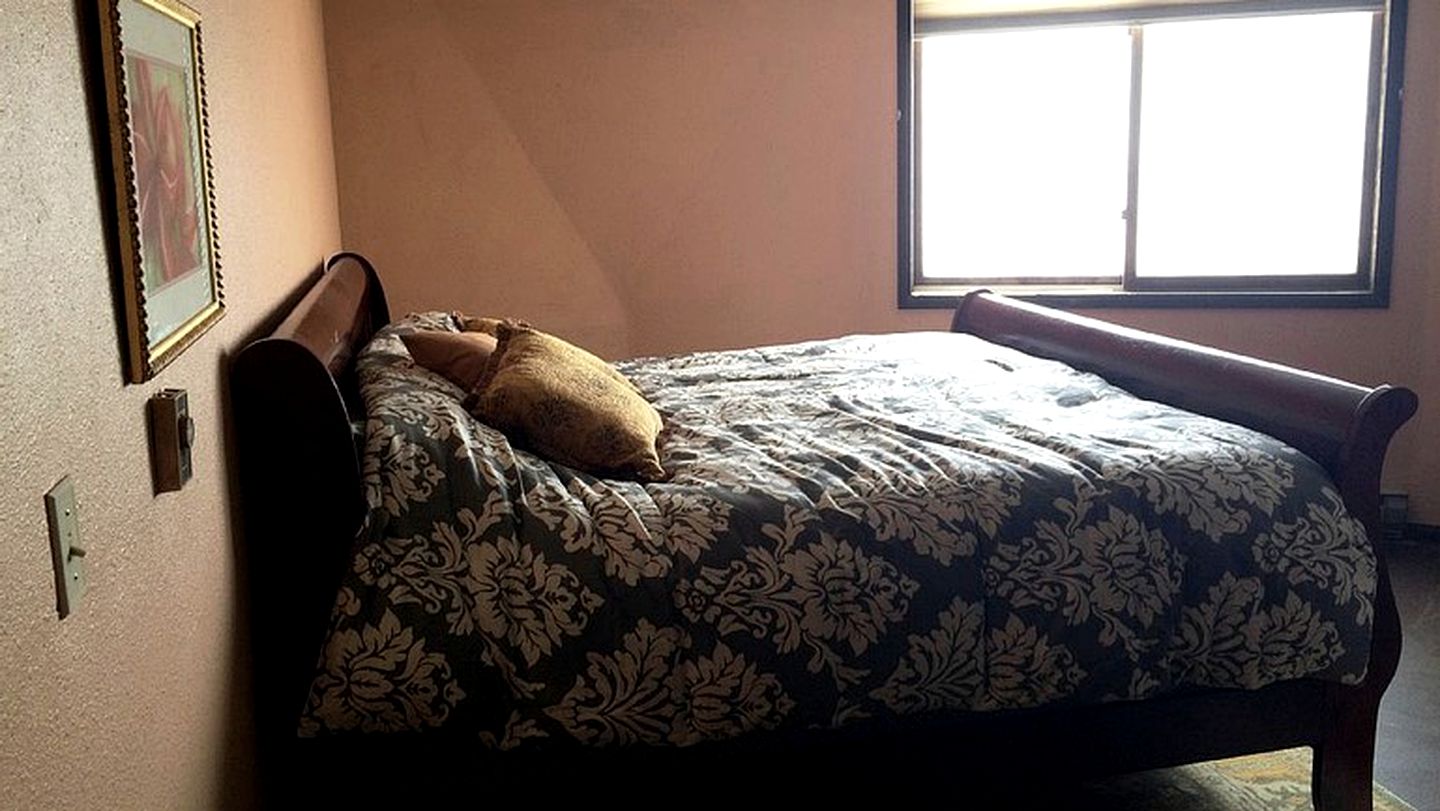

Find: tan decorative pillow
471;325;665;481
454;312;529;336
399;330;499;392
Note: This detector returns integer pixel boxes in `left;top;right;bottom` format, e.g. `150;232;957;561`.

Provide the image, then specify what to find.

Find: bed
232;252;1416;808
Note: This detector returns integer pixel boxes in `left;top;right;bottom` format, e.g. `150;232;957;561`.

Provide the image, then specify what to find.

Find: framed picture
96;0;222;383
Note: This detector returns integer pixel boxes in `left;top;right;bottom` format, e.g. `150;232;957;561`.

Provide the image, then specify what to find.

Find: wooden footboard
953;291;1417;810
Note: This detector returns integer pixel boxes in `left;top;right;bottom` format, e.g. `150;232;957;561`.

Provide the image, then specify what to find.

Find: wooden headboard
231;251;389;765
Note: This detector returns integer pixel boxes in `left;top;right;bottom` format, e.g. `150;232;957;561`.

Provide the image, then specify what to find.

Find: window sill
900;284;1390;310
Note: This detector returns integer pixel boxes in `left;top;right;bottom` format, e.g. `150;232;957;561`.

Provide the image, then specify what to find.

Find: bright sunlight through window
915;10;1380;291
920;27;1131;282
1136;14;1373;278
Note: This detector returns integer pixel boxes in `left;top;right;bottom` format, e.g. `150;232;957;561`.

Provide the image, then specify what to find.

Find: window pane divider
1355;12;1387;281
1123;25;1144;291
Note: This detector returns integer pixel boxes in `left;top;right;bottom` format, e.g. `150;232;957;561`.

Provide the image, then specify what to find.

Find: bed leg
1311;694;1379;811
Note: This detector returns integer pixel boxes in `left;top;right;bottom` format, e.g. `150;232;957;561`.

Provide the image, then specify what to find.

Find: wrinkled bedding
298;314;1376;749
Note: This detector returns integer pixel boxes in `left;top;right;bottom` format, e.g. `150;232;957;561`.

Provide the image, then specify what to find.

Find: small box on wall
148;389;194;493
1379;491;1408;541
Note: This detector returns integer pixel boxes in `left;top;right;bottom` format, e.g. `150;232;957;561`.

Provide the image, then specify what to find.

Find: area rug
1063;747;1415;811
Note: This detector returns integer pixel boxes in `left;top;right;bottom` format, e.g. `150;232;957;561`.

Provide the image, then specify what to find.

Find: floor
1375;539;1440;811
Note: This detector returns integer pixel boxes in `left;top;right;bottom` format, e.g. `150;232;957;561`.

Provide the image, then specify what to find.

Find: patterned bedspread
298;314;1376;749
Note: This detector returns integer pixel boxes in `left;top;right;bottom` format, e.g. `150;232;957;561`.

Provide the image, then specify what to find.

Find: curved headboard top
233;250;390;524
272;251;391;386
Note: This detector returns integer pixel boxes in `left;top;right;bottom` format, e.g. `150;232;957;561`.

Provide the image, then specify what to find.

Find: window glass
919;27;1131;281
1135;13;1374;278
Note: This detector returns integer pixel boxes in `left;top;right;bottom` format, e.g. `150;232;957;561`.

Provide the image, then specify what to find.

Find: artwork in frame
96;0;222;382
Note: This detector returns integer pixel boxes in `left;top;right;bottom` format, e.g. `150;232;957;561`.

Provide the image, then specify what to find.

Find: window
898;0;1408;308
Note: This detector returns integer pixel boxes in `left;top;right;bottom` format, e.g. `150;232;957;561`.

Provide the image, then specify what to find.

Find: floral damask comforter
298;314;1376;749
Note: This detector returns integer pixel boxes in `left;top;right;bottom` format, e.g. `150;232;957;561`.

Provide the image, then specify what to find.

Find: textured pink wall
323;0;1440;521
0;1;341;808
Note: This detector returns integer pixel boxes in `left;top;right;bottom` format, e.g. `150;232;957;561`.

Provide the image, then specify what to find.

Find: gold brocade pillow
470;324;665;481
399;330;499;391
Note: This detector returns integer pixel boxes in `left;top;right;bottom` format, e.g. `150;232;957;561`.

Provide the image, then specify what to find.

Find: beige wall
325;0;1440;524
0;2;340;809
323;0;905;360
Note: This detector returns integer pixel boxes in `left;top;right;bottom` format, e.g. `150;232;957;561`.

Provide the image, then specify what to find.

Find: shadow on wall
72;0;135;385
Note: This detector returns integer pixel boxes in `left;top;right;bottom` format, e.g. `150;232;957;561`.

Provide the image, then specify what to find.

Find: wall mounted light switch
45;476;86;619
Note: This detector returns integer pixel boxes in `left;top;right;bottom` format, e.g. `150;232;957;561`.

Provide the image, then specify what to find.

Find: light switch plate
45;476;86;618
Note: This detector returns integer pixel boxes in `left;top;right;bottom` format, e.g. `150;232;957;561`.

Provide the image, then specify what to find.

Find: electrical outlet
45;476;86;618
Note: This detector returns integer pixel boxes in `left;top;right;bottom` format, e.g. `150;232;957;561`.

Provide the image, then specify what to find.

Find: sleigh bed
232;253;1416;808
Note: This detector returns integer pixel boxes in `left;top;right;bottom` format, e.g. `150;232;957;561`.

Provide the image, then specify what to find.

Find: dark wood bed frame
233;253;1416;808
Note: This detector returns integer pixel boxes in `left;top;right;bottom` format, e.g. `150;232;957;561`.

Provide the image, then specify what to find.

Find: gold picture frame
96;0;223;383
